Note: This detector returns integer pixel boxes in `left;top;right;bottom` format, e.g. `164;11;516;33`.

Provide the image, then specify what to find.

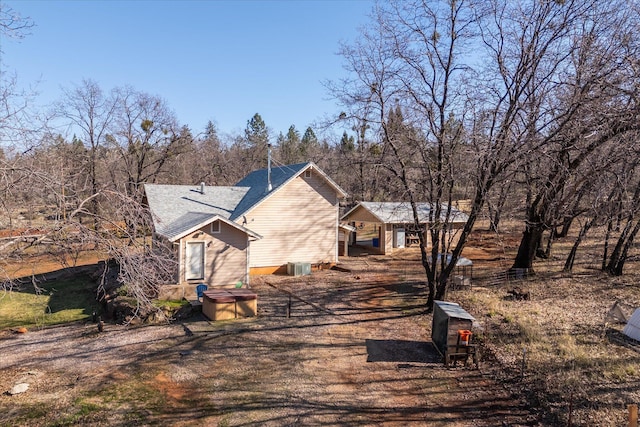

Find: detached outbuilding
432;300;478;367
341;201;469;255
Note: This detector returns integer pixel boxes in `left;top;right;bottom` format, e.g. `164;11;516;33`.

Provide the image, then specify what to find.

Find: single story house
341;201;469;255
145;162;347;299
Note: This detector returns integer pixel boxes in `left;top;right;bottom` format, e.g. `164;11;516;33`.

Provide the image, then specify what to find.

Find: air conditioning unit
287;262;311;276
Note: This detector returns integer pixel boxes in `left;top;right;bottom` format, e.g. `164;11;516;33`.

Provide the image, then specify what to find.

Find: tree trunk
512;223;544;270
90;155;100;231
606;218;640;276
419;239;437;311
537;229;554;259
556;216;573;238
487;199;499;232
435;277;446;301
487;180;511;232
563;219;592;272
602;219;613;271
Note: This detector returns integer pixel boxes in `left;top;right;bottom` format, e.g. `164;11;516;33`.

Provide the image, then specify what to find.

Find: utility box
287;262;311;276
432;300;477;367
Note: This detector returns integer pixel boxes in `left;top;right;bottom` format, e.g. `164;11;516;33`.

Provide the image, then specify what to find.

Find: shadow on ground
365;339;441;363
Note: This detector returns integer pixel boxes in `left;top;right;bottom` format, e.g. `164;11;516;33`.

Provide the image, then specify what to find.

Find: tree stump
507;287;530;300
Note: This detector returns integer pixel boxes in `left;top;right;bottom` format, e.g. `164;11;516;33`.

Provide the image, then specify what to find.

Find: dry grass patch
455;268;640;425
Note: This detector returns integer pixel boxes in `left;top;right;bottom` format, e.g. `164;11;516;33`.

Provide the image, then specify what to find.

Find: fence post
629;404;638;427
286;294;292;318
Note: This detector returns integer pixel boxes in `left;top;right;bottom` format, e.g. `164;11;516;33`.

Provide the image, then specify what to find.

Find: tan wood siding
344;205;382;224
383;223;393;255
180;221;248;287
240;172;339;267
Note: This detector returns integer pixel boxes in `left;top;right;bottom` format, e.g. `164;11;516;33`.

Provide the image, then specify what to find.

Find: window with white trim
211;220;221;234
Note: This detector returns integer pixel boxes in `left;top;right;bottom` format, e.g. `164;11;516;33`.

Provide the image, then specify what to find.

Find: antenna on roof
267;143;273;193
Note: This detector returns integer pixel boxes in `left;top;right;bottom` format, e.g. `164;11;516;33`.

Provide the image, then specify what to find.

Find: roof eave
306;162;348;199
339;223;357;231
167;215;262;242
340;202;385;223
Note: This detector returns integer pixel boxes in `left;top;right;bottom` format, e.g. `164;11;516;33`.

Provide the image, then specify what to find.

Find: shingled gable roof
144;184;259;241
230;162;347;220
342;201;469;224
145;162;347;241
170;214;261;242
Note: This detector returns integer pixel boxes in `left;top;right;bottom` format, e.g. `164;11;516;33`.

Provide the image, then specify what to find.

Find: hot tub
202;289;258;321
229;289;258;318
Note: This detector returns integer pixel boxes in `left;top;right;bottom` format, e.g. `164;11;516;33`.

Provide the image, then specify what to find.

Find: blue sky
2;0;374;139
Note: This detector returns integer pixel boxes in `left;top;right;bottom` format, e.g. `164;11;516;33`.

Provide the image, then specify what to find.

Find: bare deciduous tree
333;0;640;307
56;80;119;229
332;0;480;308
0;3;33;42
49;189;178;319
503;0;640;270
108;87;190;200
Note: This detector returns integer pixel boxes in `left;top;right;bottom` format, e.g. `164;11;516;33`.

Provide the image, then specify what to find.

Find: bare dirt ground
1;223;639;426
0;249;537;427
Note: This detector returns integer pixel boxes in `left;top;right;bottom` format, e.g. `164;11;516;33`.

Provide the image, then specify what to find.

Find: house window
211;221;221;234
304;169;312;178
185;242;205;280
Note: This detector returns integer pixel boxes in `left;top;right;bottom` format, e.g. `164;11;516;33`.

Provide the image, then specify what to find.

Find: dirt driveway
0;253;536;426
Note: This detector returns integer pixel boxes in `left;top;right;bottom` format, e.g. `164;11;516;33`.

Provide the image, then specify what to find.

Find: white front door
186;242;205;280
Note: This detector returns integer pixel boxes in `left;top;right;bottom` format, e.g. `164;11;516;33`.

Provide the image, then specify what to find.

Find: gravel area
0;252;536;427
1;237;638;426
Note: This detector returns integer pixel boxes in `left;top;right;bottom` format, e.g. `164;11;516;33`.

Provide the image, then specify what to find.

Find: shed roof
434;300;476;321
342;201;469;224
436;253;473;267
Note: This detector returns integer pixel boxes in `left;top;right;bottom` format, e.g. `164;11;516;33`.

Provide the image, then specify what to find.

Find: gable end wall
178;222;249;287
239;172;339;268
